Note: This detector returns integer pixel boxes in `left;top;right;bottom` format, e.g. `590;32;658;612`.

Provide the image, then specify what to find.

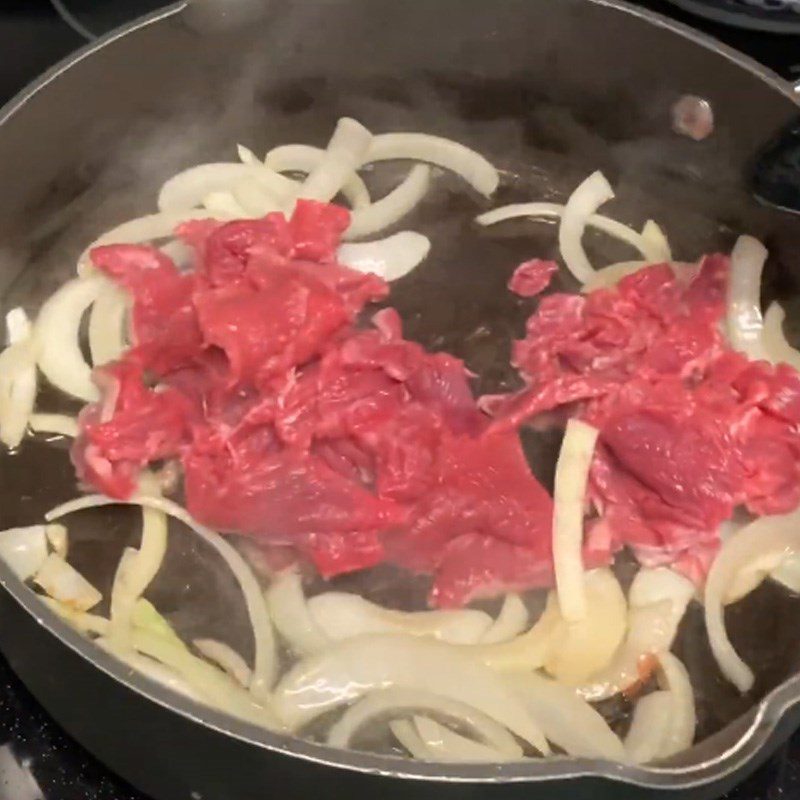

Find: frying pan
2;1;800;798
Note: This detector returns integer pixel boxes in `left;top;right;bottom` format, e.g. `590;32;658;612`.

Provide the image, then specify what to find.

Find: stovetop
1;1;800;798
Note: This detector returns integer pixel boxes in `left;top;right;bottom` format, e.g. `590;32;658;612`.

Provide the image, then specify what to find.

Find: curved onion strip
545;569;628;685
762;302;800;372
345;165;431;240
625;691;673;764
480;594;529;644
45;494;277;698
559;171;615;283
337;232;431;282
509;672;626;761
657;652;696;758
273;633;549;753
203;191;249;218
705;510;800;692
34;553;101;612
262;144;370;209
299;118;372;203
390;719;432;759
34;276;105;401
193;639;252;689
45;524;68;559
159;240;195;271
366;133;499;197
307;592;492;645
266;569;329;657
582;261;648;293
466;592;561;671
0;525;49;581
326;687;522;757
727;235;768;360
231;177;282;216
413;716;515;763
0;308;37;448
476;203;652;261
28;414;79;438
723;549;782;606
576;568;695;701
42;596;110;636
771;552;800;594
88;279;129;367
553;420;599;620
640;220;672;262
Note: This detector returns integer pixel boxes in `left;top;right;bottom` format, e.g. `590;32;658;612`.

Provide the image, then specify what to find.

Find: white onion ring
625;690;673;764
762;302;800;371
640;220;672;262
193;638;252;689
88;279;129;367
337;232;431;281
479;594;529;644
726;235;768;361
657;652;696;758
266;569;329;657
412;715;515;763
390;719;432;759
0;309;37;448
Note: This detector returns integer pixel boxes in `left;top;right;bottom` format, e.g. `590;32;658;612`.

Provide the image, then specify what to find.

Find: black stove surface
1;1;800;798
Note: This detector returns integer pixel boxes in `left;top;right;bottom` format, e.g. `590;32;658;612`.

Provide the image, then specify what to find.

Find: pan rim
0;0;798;790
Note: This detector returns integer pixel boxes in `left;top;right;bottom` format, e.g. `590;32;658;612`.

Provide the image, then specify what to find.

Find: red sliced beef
508;258;558;298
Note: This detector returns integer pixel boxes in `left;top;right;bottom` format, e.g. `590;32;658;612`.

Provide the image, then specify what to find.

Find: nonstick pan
2;1;800;798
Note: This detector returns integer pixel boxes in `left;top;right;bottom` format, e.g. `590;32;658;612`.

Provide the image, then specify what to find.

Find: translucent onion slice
705;510;800;692
625;690;673;764
509;672;626;761
0;525;49;580
326;687;523;757
45;494;277;699
299;118;373;203
273;633;550;753
576;568;695;701
88;279;128;367
762;302;800;372
559;171;615;283
28;414;79;438
42;596;110;636
307;591;493;645
658;652;696;758
553;419;599;620
771;552;800;594
366;133;499;197
203;191;249;218
727;235;768;360
193;639;252;689
337;232;431;281
0;311;37;449
640;220;672;262
390;719;431;759
476;203;652;261
262;143;371;209
544;568;628;685
723;549;783;606
33;553;102;612
582;260;648;293
345;165;431;240
45;524;68;559
412;716;515;763
479;594;529;644
266;568;329;657
231;177;282;216
34;275;105;401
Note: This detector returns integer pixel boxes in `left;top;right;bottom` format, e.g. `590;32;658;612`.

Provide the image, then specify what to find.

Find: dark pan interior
1;0;800;784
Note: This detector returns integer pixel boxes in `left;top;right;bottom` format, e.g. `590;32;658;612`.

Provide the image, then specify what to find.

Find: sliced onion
509;672;626;761
727;235;768;360
345;165;431;240
467;592;561;671
657;652;696;758
762;302;800;372
29;414;79;438
202;190;249;218
0;525;49;580
553;419;599;621
723;549;782;605
559;171;615;283
0;308;37;448
705;510;800;692
390;719;431;759
231;177;282;216
159;240;195;271
273;633;549;753
337;232;431;281
262;143;370;209
625;690;673;764
582;260;648;293
42;596;109;636
45;494;277;699
45;524;68;559
366;133;499;197
576;568;695;701
480;594;529;644
412;716;515;763
88;279;129;367
640;220;672;262
545;568;627;685
771;552;800;593
33;553;102;612
298;118;372;203
266;568;329;657
326;687;522;757
193;638;252;689
307;591;492;645
34;275;105;401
